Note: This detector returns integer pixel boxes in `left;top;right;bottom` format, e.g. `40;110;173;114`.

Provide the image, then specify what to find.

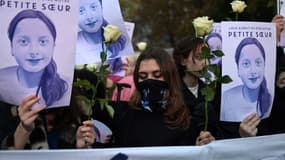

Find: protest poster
76;0;134;77
0;0;78;108
220;21;276;122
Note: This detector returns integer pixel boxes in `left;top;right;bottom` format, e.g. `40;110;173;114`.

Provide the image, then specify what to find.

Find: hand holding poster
220;22;276;122
0;0;78;108
278;0;285;47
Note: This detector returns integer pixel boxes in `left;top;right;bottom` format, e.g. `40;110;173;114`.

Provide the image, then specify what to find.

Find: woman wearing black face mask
92;47;215;147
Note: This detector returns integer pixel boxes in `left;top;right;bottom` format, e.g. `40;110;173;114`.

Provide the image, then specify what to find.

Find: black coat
180;79;224;139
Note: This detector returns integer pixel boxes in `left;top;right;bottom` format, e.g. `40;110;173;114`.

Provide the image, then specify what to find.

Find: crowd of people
0;11;285;149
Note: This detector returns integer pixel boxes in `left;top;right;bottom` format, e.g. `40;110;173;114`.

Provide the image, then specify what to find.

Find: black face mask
137;79;169;113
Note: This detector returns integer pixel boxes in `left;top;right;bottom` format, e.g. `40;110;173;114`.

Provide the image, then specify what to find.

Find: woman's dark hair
8;9;67;106
172;37;204;78
73;68;106;99
129;47;190;129
235;37;271;117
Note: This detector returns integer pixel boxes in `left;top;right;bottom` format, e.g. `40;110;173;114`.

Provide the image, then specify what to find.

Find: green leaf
208;64;220;76
73;79;92;90
202;69;212;80
201;86;215;101
208;81;216;88
91;85;98;100
99;99;105;110
97;99;114;118
100;64;110;73
212;50;224;57
100;51;107;63
201;46;212;59
105;102;115;118
76;95;91;104
221;75;233;84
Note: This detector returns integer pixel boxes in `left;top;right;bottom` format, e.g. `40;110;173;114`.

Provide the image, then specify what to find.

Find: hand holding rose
76;120;96;148
196;131;215;146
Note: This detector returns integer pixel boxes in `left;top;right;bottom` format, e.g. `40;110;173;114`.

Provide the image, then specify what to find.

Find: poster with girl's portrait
220;22;276;122
0;0;78;108
206;23;222;65
76;0;134;77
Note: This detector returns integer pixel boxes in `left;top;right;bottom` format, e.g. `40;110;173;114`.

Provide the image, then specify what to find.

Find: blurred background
120;0;277;49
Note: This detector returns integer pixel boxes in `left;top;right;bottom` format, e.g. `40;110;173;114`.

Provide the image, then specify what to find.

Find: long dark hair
130;47;190;129
235;37;271;117
8;9;67;106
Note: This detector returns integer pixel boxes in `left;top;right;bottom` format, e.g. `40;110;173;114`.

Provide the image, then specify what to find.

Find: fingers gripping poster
0;0;78;108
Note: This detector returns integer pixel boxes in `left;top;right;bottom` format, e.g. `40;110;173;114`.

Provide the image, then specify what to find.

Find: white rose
86;63;98;72
192;16;214;37
136;42;147;51
230;0;247;13
75;64;85;70
103;25;122;43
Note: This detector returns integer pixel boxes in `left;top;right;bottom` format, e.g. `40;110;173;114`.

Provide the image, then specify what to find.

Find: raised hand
18;95;46;132
239;113;261;137
14;95;46;149
76;120;96;148
272;15;284;42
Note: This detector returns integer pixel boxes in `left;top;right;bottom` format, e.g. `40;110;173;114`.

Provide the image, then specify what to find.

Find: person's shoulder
224;85;243;96
0;66;17;80
0;66;17;74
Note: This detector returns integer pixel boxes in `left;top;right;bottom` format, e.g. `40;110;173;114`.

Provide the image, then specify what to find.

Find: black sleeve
191;102;224;139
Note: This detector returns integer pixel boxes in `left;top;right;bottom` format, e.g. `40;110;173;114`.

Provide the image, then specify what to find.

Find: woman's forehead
139;59;160;71
240;44;263;59
14;18;51;36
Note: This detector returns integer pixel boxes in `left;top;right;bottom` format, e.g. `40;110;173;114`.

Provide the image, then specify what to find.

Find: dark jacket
268;46;285;134
180;79;224;139
92;101;198;147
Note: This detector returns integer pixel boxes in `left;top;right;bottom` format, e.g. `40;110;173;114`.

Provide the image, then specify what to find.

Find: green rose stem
74;42;114;120
75;25;123;121
192;16;233;131
200;36;232;131
202;36;209;131
235;13;239;21
204;101;209;131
